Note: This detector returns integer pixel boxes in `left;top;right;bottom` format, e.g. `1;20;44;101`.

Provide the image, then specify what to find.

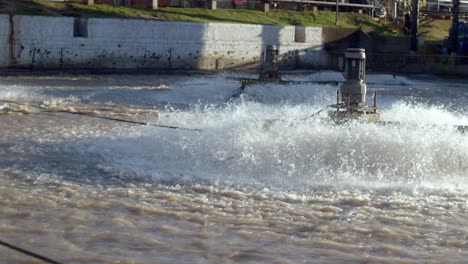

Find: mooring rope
0;99;202;132
0;239;63;264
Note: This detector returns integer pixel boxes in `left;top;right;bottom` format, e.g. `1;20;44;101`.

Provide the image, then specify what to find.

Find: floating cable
0;239;63;264
309;107;328;118
60;110;202;132
261;105;331;128
233;77;468;89
0;99;202;132
226;83;247;102
225;79;343;102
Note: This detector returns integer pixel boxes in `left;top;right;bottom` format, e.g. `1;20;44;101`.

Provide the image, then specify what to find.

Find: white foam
381;101;468;125
92;97;468;191
0;85;32;100
3;73;467;191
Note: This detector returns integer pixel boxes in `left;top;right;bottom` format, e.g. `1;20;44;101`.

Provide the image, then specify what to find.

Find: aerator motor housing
329;48;380;122
259;45;281;81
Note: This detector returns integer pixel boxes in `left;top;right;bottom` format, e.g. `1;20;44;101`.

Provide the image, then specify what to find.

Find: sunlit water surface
0;72;467;263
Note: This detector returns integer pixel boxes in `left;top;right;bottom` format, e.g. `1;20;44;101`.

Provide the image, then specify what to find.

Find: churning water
0;72;467;263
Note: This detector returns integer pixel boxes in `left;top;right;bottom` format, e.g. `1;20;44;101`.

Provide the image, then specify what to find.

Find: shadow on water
0;139;153;188
0;74;245;109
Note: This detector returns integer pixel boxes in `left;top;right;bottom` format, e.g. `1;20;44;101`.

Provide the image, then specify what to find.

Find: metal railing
43;0;377;12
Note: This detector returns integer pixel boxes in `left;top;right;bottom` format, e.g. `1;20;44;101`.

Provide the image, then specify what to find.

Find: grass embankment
1;0;452;39
420;18;452;41
2;0;400;35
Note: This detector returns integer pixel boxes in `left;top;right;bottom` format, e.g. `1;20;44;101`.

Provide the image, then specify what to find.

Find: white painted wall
13;16;73;68
3;15;329;70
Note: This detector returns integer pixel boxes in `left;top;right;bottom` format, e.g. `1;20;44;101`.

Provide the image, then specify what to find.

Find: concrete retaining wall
0;15;10;67
1;15;330;70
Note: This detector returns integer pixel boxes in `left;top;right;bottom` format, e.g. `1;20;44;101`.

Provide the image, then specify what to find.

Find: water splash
91;92;468;191
2;74;467;191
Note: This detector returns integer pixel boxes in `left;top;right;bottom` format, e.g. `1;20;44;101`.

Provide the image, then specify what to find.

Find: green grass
5;0;400;35
420;18;451;41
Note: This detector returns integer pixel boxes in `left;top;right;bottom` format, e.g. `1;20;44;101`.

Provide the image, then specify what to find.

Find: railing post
262;2;270;12
147;0;158;9
208;0;217;10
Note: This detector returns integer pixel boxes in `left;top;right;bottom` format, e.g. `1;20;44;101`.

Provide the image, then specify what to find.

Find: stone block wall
1;15;331;70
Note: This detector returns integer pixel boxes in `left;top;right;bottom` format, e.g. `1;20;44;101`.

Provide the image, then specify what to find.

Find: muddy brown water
0;73;467;263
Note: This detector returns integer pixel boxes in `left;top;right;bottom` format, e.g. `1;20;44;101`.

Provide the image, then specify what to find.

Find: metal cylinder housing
341;48;367;105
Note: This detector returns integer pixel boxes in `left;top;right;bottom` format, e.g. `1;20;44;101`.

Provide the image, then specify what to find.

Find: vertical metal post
147;0;158;9
391;0;397;20
373;92;377;113
208;0;216;10
410;0;419;53
337;90;340;108
335;0;339;25
449;0;460;54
